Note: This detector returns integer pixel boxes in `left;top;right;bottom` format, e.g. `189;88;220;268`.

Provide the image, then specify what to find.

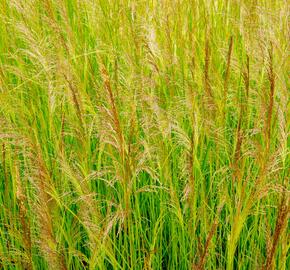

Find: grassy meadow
0;0;289;269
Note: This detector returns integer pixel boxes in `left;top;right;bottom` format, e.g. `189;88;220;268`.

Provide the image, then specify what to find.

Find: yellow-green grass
0;0;289;269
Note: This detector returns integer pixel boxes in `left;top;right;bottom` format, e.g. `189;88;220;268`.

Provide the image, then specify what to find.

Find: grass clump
0;1;289;269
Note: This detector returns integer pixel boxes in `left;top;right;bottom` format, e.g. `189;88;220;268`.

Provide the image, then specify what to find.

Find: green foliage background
0;0;288;269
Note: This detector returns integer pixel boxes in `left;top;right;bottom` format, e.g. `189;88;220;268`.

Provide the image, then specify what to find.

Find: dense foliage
0;1;289;269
